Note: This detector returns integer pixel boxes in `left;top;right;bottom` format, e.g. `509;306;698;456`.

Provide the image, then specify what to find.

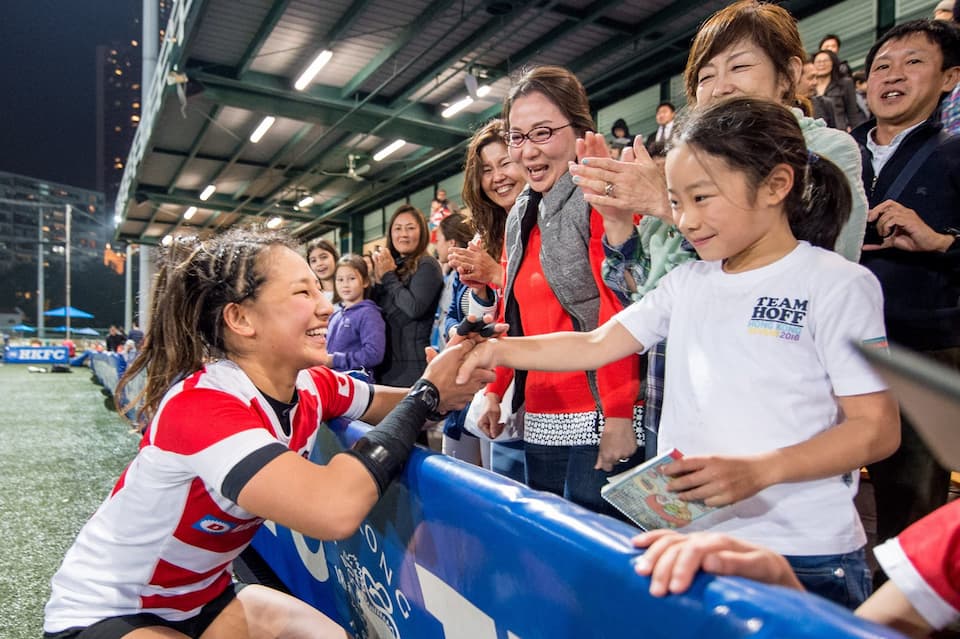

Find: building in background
95;1;172;208
0;171;113;321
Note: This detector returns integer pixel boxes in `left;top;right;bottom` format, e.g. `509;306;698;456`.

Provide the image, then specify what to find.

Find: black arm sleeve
221;442;290;503
340;392;430;496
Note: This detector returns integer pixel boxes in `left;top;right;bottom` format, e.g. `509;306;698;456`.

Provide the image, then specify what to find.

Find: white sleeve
812;267;888;397
612;264;678;353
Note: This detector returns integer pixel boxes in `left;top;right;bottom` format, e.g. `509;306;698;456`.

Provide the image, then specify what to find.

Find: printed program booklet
601;448;723;530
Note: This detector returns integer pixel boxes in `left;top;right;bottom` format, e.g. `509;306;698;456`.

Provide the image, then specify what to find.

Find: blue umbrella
9;323;36;332
44;306;95;319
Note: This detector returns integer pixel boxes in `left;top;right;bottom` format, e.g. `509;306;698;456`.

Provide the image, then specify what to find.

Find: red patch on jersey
172;478;262;554
140;571;233;612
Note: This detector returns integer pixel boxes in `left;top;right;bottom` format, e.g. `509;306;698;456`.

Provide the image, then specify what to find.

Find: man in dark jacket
853;19;960;583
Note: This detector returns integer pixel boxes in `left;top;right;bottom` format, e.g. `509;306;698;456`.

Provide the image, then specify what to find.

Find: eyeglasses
503;123;573;147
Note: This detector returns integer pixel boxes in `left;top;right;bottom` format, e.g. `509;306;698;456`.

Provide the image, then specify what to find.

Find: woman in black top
812;49;864;131
371;204;444;386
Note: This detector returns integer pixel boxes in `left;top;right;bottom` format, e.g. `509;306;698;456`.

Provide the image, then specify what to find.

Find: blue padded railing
251;418;904;639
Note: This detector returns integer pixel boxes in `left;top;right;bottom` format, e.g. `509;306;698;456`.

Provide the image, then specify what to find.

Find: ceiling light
297;195;315;208
249;116;276;143
476;85;491;98
266;216;283;229
442;96;474;118
373;139;406;162
294;50;333;91
183;206;197;220
199;184;216;201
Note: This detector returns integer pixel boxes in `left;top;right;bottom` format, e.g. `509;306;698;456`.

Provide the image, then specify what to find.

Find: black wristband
408;378;448;422
341;391;431;496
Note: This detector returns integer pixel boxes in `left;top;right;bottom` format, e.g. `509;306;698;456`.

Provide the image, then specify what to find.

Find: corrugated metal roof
115;0;854;245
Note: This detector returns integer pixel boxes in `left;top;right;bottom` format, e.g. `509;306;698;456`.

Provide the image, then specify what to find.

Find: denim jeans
524;442;644;518
491;440;525;483
784;548;871;610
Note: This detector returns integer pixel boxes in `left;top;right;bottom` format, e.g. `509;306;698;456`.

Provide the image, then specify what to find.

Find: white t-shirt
44;360;370;632
614;242;888;555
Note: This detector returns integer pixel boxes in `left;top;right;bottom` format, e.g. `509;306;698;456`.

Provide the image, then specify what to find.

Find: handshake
420;315;507;415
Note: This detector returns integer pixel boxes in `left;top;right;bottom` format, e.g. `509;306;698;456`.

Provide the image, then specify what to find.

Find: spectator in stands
632;500;960;637
644;102;676;153
323;254;385;382
474;65;643;515
429;187;456;243
936;0;960;135
371;204;444;387
122;339;137;364
432;213;473;353
305;237;340;303
448;119;524;292
432;213;488;465
802;60;839;128
44;225;491;638
934;0;955;21
812;49;865;131
569;0;871;451
448;117;527;481
819;33;852;77
610;118;635;156
105;325;125;353
852;70;871;122
851;18;960;584
461;97;899;608
127;321;144;347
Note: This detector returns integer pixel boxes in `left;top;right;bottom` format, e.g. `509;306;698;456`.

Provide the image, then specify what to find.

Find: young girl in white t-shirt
457;97;900;609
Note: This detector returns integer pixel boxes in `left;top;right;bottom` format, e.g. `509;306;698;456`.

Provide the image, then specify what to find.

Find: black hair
670;97;851;251
116;225;297;424
819;33;841;49
813;49;843;85
657;101;676;112
865;19;960;79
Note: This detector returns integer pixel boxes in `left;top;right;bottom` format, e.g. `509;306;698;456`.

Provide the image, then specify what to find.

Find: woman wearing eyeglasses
472;65;643;516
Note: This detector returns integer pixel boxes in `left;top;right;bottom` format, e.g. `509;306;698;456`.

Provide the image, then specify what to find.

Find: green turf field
0;363;138;639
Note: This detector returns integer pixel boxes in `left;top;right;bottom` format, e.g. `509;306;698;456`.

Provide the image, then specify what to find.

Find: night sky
0;1;139;190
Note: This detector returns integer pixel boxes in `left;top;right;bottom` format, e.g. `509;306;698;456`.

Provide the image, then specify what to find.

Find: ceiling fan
321;154;372;182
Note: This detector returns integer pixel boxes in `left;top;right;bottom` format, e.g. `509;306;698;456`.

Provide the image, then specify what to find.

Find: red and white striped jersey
44;360;370;632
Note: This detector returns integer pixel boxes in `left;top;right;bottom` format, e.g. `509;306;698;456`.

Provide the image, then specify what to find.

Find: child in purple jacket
324;254;386;381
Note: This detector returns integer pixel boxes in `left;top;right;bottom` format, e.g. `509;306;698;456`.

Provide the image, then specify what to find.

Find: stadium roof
114;0;839;244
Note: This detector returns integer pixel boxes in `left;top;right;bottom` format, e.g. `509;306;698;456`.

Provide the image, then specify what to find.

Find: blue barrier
252;419;904;639
4;345;69;363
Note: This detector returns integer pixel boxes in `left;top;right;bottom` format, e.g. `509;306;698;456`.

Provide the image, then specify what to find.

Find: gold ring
605;182;615;197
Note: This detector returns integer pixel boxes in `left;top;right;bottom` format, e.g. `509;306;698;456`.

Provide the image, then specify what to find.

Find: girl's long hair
115;225;297;425
462;119;509;260
672;97;851;250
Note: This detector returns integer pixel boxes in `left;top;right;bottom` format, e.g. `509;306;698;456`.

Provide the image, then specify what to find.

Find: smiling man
851;18;960;586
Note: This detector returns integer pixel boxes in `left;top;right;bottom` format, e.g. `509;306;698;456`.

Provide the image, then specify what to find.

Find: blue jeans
524;443;644;518
784;548;871;610
491;440;525;483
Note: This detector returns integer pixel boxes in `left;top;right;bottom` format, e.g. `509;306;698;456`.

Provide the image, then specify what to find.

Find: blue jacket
326;299;386;377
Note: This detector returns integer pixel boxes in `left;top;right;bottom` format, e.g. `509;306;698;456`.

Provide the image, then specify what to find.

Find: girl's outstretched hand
631;530;803;597
662;454;773;507
422;341;496;413
455;339;499;385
